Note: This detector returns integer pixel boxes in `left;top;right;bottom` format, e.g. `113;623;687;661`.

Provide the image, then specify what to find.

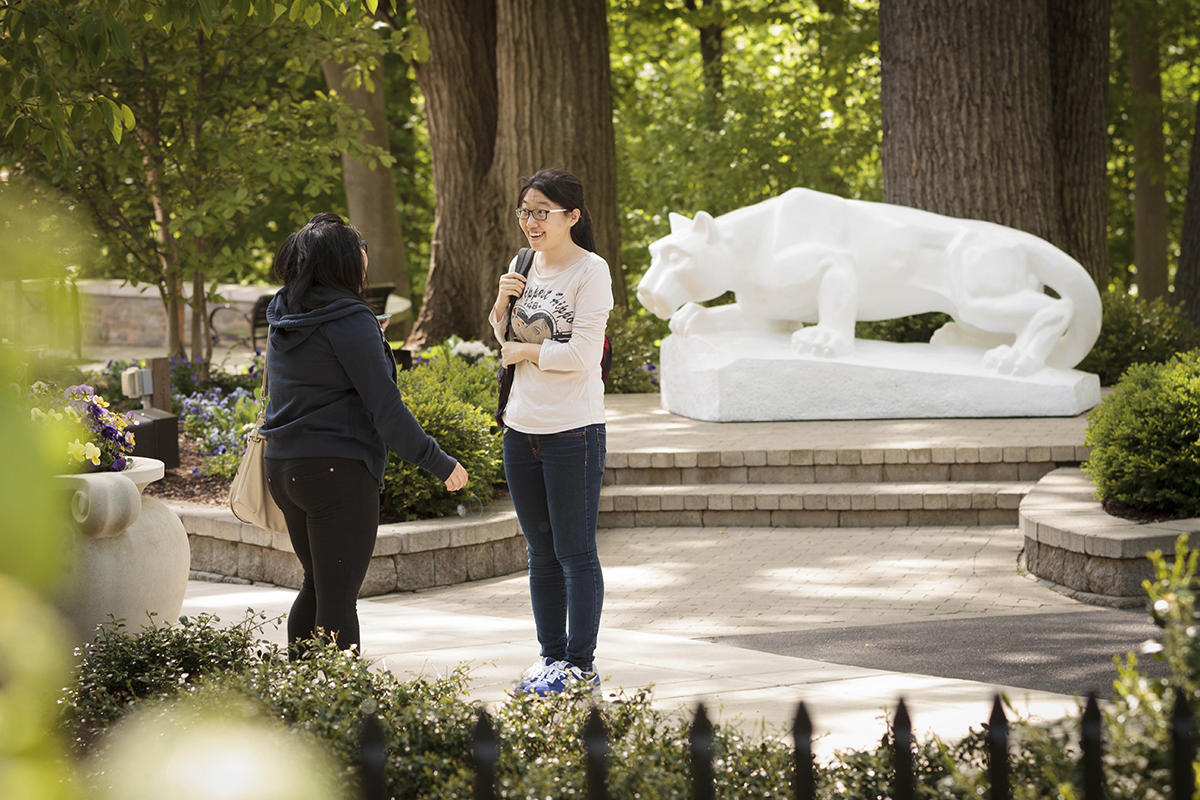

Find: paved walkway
180;396;1133;758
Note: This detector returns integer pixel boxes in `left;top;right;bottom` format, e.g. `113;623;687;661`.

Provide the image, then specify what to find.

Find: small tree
0;1;387;372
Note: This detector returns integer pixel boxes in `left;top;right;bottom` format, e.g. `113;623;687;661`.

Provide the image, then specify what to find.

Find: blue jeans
503;424;606;672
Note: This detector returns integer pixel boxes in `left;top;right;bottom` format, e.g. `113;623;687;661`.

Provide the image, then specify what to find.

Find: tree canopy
3;0;1198;350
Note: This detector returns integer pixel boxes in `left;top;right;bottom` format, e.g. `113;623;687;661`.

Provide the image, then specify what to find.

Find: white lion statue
637;187;1101;378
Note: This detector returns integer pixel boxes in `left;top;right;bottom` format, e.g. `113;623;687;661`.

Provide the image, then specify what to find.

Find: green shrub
409;337;499;414
856;312;952;344
56;552;1200;800
1078;289;1200;386
1083;350;1200;519
382;364;503;521
59;612;278;752
605;308;667;394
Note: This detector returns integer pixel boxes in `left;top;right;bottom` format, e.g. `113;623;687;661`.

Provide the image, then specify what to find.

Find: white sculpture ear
668;212;691;235
692;211;717;244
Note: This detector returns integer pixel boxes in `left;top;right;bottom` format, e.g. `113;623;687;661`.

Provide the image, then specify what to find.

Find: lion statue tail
1028;237;1103;371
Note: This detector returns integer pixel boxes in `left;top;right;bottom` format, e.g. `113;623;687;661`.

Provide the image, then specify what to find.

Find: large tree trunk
684;0;725;99
1175;96;1200;329
322;58;415;338
409;0;507;347
1048;0;1110;287
410;0;625;347
1125;1;1169;300
492;0;624;306
880;0;1066;250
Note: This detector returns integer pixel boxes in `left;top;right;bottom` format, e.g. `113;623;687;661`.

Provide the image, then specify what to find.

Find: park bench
210;283;395;351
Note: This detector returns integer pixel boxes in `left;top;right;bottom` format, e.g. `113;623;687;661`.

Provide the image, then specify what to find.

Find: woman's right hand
444;462;468;492
493;272;527;317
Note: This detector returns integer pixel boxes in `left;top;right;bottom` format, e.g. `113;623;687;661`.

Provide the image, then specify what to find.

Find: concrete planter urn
58;457;191;642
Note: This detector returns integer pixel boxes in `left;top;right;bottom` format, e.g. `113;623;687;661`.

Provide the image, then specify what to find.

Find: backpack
495;248;612;425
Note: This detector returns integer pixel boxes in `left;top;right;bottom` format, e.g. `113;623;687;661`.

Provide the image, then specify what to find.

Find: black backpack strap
503;248;534;342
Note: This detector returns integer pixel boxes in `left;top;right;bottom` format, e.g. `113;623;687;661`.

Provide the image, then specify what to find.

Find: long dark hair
272;212;366;311
517;168;595;252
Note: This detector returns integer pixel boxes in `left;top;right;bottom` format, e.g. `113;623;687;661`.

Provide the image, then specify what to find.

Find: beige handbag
229;340;288;533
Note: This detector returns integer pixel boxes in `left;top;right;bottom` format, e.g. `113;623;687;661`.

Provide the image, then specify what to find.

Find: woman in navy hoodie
263;212;468;658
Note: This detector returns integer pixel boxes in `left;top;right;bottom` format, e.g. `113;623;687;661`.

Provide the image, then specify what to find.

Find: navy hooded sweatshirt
261;287;456;484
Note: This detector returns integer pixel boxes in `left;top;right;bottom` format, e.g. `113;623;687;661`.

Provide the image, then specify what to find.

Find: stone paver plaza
182;394;1113;757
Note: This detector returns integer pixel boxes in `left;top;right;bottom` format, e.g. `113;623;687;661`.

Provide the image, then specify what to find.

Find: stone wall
77;280;273;348
1019;468;1200;607
169;499;526;596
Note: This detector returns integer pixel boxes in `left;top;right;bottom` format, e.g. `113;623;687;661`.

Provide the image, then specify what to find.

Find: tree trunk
410;0;625;347
409;0;507;347
146;168;186;360
684;0;725;98
190;264;210;381
1175;95;1200;329
1126;1;1169;300
492;0;625;306
1048;0;1110;287
880;0;1066;251
322;58;415;339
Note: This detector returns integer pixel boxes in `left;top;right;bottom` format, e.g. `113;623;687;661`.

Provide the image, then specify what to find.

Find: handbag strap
256;328;270;426
502;247;535;343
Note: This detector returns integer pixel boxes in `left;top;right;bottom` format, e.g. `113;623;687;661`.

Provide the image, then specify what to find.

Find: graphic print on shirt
512;284;573;345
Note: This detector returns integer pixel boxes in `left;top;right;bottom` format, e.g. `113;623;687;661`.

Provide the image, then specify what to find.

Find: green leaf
8;116;27;149
40;130;58;160
120;103;136;129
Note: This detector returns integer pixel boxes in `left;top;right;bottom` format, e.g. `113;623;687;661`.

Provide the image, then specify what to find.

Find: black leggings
265;456;380;657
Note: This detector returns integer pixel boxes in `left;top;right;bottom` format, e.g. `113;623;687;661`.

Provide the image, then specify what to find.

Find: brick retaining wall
168;499;526;595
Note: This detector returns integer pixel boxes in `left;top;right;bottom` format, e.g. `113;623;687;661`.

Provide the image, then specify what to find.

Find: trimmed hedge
1083;349;1200;519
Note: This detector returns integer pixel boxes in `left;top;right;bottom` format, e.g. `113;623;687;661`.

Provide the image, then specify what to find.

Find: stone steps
599;480;1031;528
599;438;1087;528
602;444;1086;486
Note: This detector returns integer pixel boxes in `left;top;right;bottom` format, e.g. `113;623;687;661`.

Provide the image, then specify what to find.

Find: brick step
598;481;1033;529
603;455;1074;486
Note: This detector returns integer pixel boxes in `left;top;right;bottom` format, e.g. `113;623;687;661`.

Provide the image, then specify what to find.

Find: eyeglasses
514;207;569;222
358;240;368;253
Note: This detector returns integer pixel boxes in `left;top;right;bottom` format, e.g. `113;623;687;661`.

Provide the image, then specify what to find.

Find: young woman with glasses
489;169;614;695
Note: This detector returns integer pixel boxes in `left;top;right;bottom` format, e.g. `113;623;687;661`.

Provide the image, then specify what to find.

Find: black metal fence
357;691;1198;799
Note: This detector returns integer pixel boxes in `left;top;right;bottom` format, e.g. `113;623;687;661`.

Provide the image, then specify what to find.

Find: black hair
517;168;596;252
271;212;366;311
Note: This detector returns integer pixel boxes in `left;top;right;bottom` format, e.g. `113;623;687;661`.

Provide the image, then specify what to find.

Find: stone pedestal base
659;332;1101;421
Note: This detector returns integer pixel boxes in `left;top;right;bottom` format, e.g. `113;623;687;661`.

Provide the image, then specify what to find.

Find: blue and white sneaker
515;656;557;692
528;660;600;696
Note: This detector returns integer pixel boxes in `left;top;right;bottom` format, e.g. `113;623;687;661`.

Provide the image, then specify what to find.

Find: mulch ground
143;432;229;506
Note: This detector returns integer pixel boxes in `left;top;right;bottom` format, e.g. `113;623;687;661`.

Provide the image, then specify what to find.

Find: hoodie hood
266;287;370;353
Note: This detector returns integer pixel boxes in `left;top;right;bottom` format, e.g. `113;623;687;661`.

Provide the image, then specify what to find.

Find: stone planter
1019;468;1200;607
59;457;191;642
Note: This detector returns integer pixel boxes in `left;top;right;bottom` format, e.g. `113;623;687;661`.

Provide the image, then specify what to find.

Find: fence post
584;706;610;800
690;703;716;800
893;698;915;800
1081;692;1104;800
472;709;499;800
1173;691;1196;800
359;712;387;800
793;702;816;800
987;695;1011;800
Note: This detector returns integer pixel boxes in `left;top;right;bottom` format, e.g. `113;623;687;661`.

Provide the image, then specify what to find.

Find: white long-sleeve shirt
489;251;614;434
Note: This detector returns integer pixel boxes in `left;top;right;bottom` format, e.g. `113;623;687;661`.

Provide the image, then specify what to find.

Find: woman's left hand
500;341;539;367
